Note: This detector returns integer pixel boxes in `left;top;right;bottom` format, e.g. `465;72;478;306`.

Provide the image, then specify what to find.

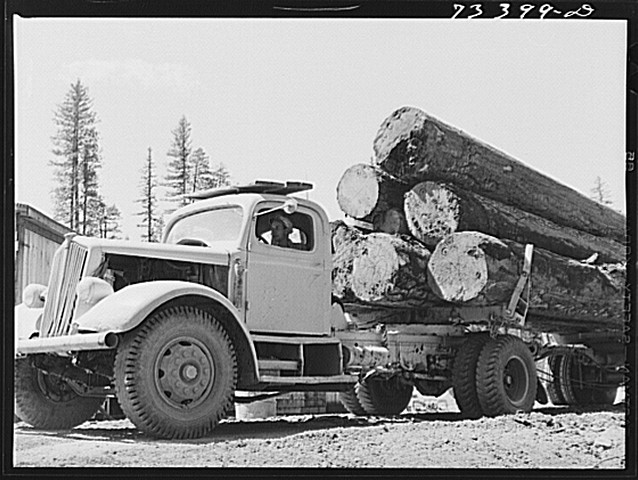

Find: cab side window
255;207;315;251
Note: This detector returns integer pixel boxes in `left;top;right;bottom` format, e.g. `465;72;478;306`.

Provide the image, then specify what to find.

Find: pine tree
189;147;231;192
136;147;163;242
210;161;231;189
165;115;192;211
190;147;212;192
590;176;613;206
95;198;122;239
50;79;101;233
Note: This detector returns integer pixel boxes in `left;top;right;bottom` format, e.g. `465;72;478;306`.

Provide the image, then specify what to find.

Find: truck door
245;201;331;335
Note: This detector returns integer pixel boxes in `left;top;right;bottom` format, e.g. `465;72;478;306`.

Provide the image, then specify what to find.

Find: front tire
14;357;105;429
114;305;237;439
355;376;413;415
476;335;537;416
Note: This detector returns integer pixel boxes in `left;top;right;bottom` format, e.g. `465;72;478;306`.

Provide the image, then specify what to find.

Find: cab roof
186;180;313;201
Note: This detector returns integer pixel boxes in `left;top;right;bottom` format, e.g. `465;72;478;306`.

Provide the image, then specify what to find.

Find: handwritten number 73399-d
452;3;594;19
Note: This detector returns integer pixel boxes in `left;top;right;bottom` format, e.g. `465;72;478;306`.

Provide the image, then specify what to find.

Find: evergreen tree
50;79;101;233
165;115;192;211
209;161;231;189
190;147;212;192
189;147;231;191
95;198;122;239
590;176;613;206
136;147;163;242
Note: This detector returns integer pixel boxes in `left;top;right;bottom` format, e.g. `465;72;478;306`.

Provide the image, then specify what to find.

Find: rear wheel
476;335;537;416
545;353;567;405
338;387;367;415
355;376;413;415
452;333;490;418
14;357;105;429
557;354;617;406
114;305;237;439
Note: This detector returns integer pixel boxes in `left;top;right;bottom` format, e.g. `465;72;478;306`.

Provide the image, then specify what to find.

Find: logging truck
14;181;625;439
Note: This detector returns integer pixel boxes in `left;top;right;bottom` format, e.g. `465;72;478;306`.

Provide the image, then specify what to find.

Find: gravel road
12;403;626;470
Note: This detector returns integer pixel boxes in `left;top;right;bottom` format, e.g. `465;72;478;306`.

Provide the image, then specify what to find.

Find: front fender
76;280;241;334
75;280;260;386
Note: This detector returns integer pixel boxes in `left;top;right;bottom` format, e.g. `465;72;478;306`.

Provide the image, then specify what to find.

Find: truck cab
161;187;332;335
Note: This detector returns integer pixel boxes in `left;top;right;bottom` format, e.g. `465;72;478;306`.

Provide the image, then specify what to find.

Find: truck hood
75;236;234;265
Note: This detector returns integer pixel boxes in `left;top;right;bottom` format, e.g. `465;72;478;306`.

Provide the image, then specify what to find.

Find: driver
269;215;297;248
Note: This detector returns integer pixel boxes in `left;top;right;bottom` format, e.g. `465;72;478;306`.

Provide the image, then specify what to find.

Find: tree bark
336;163;408;227
426;231;624;325
404;181;625;263
373;106;626;244
332;223;436;308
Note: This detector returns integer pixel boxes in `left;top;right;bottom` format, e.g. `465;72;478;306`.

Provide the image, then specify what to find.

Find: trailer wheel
114;305;237;439
545;353;567;405
476;335;537;416
557;354;617;406
451;333;490;418
14;358;105;429
355;377;413;415
338;387;367;415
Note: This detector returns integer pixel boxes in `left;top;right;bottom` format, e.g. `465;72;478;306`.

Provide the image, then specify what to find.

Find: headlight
76;276;114;306
22;284;47;309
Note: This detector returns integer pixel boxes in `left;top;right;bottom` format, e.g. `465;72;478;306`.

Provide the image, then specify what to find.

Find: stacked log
332;106;625;332
403;181;625;263
426;232;623;323
336;164;408;230
372;106;626;244
332;221;435;308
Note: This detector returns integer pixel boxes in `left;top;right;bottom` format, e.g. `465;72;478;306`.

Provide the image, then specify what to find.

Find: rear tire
476;335;537;416
545;354;567;405
114;305;237;439
355;377;413;415
338;387;367;415
557;354;617;406
14;357;104;429
452;333;490;418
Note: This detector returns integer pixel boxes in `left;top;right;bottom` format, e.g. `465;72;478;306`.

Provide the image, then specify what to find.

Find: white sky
14;17;627;240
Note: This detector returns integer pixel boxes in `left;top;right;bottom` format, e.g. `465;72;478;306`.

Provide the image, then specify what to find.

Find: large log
426;231;624;325
336;163;408;228
373;106;626;244
332;223;436;308
404;181;625;263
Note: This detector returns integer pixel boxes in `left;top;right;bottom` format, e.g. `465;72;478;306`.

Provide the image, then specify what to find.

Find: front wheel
476;335;537;416
114;305;238;439
14;357;105;429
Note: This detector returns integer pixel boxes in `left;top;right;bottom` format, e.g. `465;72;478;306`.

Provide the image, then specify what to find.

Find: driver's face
271;221;288;241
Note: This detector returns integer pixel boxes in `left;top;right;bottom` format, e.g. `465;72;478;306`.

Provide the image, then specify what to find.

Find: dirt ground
12;401;627;470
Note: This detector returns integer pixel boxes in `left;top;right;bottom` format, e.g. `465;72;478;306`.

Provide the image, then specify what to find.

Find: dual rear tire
546;353;617;406
339;377;413;416
453;334;537;418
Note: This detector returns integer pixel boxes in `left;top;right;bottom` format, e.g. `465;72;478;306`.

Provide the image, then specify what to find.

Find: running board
257;374;358;390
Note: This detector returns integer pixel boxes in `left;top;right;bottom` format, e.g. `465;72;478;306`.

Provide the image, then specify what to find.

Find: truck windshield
165;206;243;246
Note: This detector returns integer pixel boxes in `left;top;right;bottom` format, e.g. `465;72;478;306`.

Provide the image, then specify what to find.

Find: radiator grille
39;240;88;338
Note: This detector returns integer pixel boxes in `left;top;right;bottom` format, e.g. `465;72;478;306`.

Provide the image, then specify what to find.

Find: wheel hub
155;338;215;409
503;356;529;405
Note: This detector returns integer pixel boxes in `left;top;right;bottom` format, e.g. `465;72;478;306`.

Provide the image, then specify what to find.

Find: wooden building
15;203;72;305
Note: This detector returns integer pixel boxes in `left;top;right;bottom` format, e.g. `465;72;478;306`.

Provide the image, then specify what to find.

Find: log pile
333;106;626;332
